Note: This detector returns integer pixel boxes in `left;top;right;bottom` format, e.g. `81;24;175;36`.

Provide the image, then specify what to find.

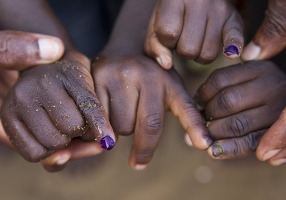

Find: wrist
101;38;144;56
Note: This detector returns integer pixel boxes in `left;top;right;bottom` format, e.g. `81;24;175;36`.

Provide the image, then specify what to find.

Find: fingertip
241;42;261;61
260;149;282;161
223;39;243;59
133;164;147;171
207;143;224;159
99;135;116;151
41;150;71;172
156;54;173;69
269;158;286;166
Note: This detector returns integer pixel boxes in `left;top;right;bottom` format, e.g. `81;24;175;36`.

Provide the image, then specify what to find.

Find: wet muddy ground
0;56;285;200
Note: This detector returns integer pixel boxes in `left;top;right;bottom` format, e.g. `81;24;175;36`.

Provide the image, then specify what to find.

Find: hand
1;51;116;164
256;108;286;166
242;0;286;61
196;61;286;159
92;53;212;170
0;30;64;153
144;0;244;69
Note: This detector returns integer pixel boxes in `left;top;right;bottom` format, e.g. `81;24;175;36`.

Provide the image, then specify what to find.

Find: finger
154;0;184;48
20;107;70;150
195;14;223;64
222;11;244;59
268;148;286;166
167;70;213;150
242;0;286;61
129;82;164;170
109;84;138;136
95;84;110;118
208;106;276;140
145;10;173;69
256;108;286;161
41;89;87;138
207;129;265;159
0;30;64;70
197;61;266;104
41;140;103;172
0;122;13;148
2;118;48;162
176;3;207;60
64;58;116;150
205;78;269;120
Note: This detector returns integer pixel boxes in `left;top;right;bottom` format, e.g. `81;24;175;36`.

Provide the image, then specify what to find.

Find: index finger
61;56;116;150
167;70;212;150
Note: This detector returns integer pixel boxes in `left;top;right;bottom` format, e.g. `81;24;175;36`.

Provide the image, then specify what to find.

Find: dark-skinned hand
0;51;116;172
242;0;286;60
195;61;286;160
144;0;244;69
92;53;212;170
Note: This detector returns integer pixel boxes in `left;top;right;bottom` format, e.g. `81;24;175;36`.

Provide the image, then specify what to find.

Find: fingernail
156;54;172;69
55;155;70;166
271;158;286;166
156;56;163;67
38;38;61;61
241;42;261;61
134;164;147;171
262;149;282;161
223;44;240;57
99;136;115;150
184;134;193;147
211;144;224;158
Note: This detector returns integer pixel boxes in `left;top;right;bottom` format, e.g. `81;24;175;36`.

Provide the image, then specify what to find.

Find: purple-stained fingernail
99;136;115;150
223;44;240;56
211;144;224;158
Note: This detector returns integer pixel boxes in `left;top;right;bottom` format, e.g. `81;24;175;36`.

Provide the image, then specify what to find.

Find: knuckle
217;88;240;112
244;133;259;152
176;45;200;59
24;149;47;162
12;85;29;105
231;139;242;156
114;121;134;136
45;134;71;150
209;68;230;90
142;113;162;136
57;118;87;138
264;10;286;38
228;115;252;137
196;51;217;64
155;25;179;44
77;96;100;113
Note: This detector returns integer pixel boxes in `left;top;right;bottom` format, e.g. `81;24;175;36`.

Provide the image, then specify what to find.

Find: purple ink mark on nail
99;136;115;150
224;44;240;56
212;144;224;158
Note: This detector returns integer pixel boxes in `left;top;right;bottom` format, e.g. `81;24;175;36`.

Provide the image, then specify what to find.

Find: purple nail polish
211;144;224;158
224;44;240;56
99;136;115;150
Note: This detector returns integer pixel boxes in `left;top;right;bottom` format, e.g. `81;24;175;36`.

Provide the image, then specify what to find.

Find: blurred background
1;0;286;199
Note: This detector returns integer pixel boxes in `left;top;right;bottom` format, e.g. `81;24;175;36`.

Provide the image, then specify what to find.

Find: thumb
242;0;286;61
144;10;173;69
0;30;64;70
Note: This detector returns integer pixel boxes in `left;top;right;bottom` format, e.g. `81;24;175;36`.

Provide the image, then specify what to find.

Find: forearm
0;0;75;51
103;0;156;55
